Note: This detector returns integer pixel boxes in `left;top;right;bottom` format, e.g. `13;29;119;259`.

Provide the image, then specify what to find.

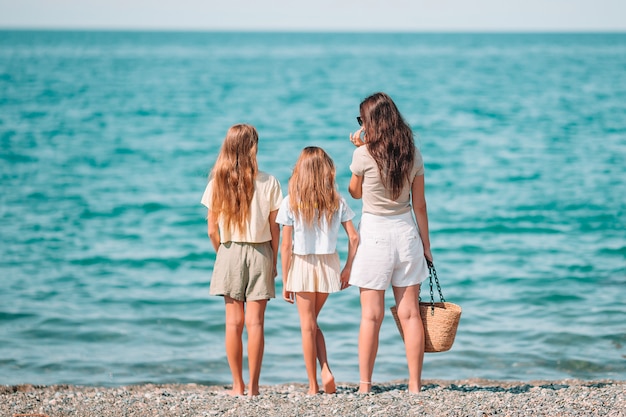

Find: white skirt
285;253;341;293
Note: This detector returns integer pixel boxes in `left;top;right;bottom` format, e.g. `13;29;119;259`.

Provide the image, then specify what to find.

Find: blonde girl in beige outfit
201;124;283;396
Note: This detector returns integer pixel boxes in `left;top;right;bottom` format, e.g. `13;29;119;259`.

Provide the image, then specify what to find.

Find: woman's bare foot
408;380;421;394
321;369;336;394
408;385;421;394
358;380;372;394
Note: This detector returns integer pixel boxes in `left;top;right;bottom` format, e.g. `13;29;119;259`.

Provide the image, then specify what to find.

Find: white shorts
349;212;428;290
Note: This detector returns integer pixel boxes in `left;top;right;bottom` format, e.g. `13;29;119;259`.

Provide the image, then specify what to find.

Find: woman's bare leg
393;284;424;393
245;299;268;396
224;296;245;396
357;288;385;393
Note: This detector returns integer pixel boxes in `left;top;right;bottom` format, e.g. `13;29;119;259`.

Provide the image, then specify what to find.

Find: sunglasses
356;116;363;126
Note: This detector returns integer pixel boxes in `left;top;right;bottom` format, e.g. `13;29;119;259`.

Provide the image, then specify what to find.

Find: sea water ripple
0;31;624;386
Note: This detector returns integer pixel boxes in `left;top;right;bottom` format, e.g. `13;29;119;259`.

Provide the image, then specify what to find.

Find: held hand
283;288;295;304
350;127;365;147
340;268;351;290
424;248;433;263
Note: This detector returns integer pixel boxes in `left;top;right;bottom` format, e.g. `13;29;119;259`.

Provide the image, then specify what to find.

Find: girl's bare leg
357;288;385;393
296;292;321;395
245;299;268;396
224;296;245;396
393;284;424;393
312;293;335;394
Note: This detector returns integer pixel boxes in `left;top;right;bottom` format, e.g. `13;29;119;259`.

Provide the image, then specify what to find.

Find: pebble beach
2;379;624;417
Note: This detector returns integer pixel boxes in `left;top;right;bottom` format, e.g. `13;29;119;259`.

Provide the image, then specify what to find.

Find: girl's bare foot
228;383;245;396
307;384;320;396
321;369;336;394
247;383;260;396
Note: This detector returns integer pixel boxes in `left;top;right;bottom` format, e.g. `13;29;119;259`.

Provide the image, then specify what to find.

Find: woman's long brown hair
210;124;258;234
288;147;339;226
360;92;415;200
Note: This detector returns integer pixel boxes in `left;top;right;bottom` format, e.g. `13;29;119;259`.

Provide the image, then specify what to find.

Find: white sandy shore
2;379;624;417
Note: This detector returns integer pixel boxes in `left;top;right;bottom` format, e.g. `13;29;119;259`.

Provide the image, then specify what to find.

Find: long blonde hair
288;147;339;226
210;124;258;233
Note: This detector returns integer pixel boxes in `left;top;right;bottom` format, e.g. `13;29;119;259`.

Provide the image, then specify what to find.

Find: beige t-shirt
350;146;424;216
201;171;283;243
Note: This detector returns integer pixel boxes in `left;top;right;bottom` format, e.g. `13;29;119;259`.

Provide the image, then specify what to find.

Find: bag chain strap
426;260;446;315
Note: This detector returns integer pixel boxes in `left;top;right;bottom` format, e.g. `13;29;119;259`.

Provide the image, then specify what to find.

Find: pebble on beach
1;379;624;417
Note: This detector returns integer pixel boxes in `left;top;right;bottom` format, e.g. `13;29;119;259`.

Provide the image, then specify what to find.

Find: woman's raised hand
350;127;365;147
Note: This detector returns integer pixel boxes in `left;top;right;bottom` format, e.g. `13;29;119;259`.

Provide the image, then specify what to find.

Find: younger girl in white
276;146;359;395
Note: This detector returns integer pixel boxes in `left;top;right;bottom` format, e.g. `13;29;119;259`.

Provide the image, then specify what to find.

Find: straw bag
390;261;461;352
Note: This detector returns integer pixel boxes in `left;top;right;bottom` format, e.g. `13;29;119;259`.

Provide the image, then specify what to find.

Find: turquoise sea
0;31;624;387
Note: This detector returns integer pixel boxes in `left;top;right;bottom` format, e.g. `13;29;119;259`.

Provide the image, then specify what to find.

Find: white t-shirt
350;146;424;216
276;194;355;255
201;171;283;243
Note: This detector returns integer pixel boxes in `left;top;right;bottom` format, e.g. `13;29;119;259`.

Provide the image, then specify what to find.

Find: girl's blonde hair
288;147;339;226
210;124;258;234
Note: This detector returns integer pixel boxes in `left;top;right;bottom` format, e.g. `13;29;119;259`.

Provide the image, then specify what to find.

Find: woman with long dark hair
348;93;433;393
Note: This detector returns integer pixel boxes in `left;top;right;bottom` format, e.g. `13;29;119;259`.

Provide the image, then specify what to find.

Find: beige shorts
210;241;275;301
286;253;341;293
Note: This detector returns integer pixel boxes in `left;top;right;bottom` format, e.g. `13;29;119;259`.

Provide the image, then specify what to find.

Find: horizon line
1;26;626;34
